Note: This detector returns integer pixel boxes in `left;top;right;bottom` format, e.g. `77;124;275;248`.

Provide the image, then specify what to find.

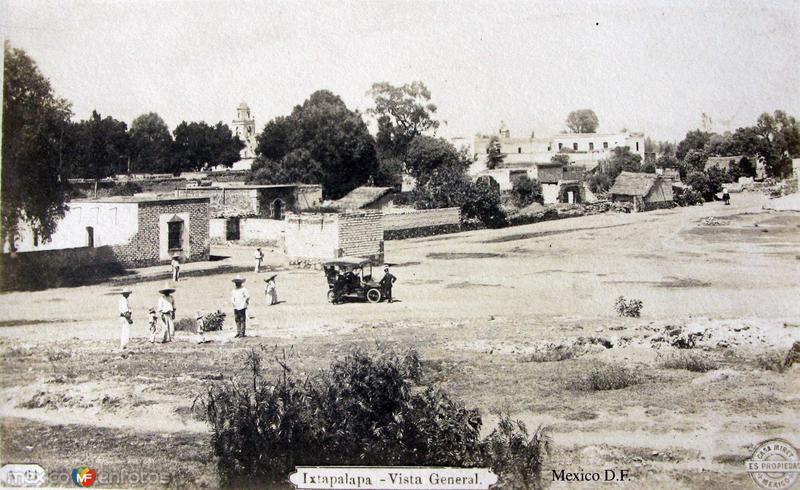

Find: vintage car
322;257;384;304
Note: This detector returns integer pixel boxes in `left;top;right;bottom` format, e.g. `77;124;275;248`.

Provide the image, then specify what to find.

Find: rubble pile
698;216;729;226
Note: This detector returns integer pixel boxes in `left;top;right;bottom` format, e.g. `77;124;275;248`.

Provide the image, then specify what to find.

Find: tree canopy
129;112;174;173
172;121;244;172
252;90;378;198
2;41;73;251
367;81;440;158
565;109;599;133
404;136;471;185
65;111;130;179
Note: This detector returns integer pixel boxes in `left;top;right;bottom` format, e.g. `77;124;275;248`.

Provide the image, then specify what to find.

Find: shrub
510;176;544;208
673;186;703;206
615;296;643;318
757;343;799;373
659;351;718;372
201;310;226;332
571;364;641;391
199;347;549;488
109;182;143;196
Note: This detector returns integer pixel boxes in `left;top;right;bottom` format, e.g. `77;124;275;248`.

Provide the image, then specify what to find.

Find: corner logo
71;467;96;487
746;439;799;489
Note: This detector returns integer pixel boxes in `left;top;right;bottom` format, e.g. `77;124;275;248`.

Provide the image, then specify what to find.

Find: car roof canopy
321;257;372;267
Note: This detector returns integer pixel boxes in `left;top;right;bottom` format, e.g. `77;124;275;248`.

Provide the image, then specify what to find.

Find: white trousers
119;316;130;349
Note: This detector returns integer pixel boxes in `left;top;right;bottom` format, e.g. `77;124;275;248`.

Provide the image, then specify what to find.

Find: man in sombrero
157;283;176;343
118;288;133;350
231;275;250;338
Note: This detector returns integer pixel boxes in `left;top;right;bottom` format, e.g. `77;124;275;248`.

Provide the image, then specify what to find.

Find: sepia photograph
1;0;799;488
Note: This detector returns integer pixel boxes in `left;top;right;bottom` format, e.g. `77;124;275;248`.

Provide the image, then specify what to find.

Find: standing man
380;266;397;303
231;275;250;338
157;284;176;342
254;247;264;273
118;288;133;350
171;254;181;282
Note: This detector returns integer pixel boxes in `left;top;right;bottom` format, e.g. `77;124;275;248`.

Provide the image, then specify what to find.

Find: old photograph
1;0;799;488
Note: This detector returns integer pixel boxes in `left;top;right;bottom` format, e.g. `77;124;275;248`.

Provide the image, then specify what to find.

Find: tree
510;175;544;207
404;136;470;185
66;110;130;179
411;164;505;228
249;149;323;186
253;90;377;198
172;121;244;171
367;81;440;157
129;112;174;173
676;129;712;160
588;147;643;193
565;109;599;133
550;153;571;166
2;41;73;251
486;136;505;170
681;149;708;178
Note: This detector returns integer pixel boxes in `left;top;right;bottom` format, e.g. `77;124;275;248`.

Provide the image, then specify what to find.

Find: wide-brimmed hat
148;307;156;313
158;283;176;294
263;274;277;282
232;275;246;283
196;310;204;319
172;253;181;258
120;288;132;295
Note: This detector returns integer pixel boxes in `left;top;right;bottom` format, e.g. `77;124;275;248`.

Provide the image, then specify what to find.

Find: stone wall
382;208;460;239
0;246;126;291
337;210;384;261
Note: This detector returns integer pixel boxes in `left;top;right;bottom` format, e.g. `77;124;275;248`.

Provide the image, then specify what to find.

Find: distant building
4;196;211;266
471;123;646;176
609;172;673;212
231;101;257;171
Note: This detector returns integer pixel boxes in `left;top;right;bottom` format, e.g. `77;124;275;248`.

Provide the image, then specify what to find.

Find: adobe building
5;196;210;267
284;210;385;266
176;184;323;245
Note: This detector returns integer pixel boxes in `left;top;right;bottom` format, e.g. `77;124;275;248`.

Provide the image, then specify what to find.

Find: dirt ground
1;191;798;489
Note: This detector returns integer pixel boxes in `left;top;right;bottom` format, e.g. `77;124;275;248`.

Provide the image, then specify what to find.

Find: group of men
116;248;396;350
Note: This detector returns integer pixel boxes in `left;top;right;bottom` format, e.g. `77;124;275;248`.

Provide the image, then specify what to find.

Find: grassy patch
659;351;719;372
571;364;641;391
520;346;577;363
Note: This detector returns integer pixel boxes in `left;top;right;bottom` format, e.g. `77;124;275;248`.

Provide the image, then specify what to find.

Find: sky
2;0;799;143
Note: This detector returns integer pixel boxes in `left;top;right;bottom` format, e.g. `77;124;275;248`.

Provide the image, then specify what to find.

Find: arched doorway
271;199;284;220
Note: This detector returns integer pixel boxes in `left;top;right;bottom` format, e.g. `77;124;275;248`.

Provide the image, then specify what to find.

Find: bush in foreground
571;364;641;391
658;351;718;372
615;296;643;318
198;347;549;488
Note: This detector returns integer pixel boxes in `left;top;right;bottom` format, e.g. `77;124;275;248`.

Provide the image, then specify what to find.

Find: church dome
237;101;250;110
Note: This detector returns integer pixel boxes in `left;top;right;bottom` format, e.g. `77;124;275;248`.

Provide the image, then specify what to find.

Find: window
86;227;94;248
589;142;594;151
168;221;183;250
547;145;552;151
573;142;578;151
518;147;522;153
636;142;640;151
603;142;609;149
558;143;563;150
226;217;240;241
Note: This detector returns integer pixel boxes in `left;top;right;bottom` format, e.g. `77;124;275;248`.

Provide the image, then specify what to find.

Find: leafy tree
681;149;708;178
253;90;377;198
685;168;725;202
249;149;323;185
510;175;544;207
129;112;174;173
550;153;571;166
367;81;439;157
565;109;599;133
2;41;73;251
404;136;470;185
676;129;712;160
486;136;505;170
66;110;130;179
172;121;243;171
372;156;404;188
589;147;643;193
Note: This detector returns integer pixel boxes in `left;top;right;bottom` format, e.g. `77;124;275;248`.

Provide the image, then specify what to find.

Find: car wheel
366;288;382;303
327;290;337;304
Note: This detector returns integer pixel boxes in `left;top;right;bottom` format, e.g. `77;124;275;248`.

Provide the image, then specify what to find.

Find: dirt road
1;192;798;488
